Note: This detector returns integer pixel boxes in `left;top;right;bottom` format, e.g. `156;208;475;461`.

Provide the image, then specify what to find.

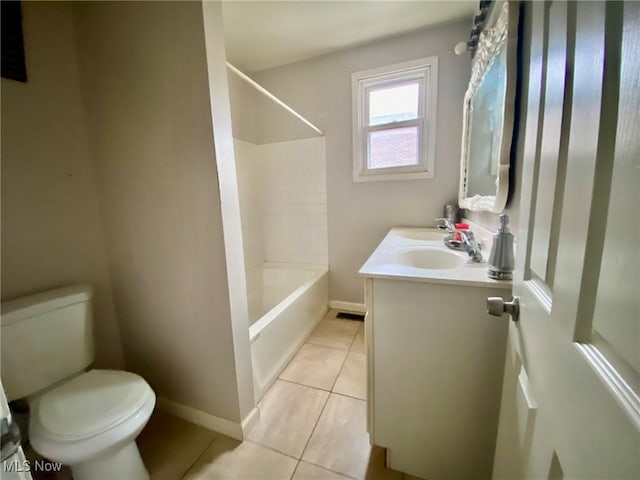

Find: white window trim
352;56;438;182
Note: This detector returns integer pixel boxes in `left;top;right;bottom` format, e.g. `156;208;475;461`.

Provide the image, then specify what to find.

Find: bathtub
248;263;328;401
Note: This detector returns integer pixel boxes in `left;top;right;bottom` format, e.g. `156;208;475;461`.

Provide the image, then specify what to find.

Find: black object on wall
468;1;494;58
1;0;27;82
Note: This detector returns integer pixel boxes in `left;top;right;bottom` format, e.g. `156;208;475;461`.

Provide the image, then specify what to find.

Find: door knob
487;296;520;321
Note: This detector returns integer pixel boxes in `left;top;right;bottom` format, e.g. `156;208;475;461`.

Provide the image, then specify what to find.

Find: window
352;57;438;182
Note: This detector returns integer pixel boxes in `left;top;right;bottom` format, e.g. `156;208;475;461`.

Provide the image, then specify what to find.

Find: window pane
368;126;419;169
369;82;419;126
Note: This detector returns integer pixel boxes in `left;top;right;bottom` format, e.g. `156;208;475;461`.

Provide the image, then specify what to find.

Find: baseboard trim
329;300;366;314
241;405;261;436
157;397;260;441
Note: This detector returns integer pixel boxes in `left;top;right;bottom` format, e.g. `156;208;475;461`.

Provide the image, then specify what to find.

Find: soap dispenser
488;214;515;280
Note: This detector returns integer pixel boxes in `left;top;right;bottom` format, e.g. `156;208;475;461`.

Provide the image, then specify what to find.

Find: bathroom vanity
359;227;511;480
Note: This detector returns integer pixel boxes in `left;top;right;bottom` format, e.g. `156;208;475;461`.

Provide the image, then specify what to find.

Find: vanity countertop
359;227;512;289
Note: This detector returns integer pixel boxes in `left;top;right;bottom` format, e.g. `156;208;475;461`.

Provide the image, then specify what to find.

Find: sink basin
395;229;446;241
394;248;467;270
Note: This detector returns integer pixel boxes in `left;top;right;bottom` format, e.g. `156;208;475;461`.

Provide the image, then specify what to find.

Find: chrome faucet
435;218;456;235
459;230;483;263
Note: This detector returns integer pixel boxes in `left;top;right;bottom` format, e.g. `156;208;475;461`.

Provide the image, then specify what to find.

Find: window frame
351;56;438;182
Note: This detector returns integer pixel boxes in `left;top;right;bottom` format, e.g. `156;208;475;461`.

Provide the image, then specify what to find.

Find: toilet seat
29;369;155;465
34;369;152;441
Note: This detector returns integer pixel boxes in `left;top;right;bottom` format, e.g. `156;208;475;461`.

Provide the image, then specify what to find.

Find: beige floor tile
307;318;360;350
137;410;218;480
292;461;352;479
296;445;402;480
302;394;370;479
248;380;329;458
333;351;366;400
350;325;365;353
280;343;348;390
184;435;297;479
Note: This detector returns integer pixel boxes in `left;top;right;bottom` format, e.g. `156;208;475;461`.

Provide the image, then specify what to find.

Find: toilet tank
1;285;94;401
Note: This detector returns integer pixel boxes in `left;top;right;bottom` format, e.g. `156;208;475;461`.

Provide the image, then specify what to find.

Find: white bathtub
248;263;328;401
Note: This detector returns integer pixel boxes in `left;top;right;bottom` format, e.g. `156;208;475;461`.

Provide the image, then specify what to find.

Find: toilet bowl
0;285;156;480
29;370;155;479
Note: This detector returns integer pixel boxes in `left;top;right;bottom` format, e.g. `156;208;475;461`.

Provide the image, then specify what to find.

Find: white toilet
1;285;156;480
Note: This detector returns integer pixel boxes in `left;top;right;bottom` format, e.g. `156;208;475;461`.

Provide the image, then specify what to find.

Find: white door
493;1;639;478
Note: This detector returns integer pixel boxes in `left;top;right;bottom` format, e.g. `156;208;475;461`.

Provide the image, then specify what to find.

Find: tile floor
137;309;413;480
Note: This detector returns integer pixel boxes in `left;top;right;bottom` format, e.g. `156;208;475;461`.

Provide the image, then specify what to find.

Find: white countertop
358;227;512;289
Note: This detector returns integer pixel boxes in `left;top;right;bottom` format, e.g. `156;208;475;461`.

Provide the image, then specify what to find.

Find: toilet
1;285;155;480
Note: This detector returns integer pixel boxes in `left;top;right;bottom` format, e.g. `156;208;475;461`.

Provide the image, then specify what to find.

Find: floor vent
336;312;365;321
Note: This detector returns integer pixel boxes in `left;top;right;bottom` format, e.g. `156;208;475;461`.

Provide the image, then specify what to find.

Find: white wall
234;139;264;322
228;68;323;145
1;2;124;369
253;22;471;304
229;74;261;145
235;140;265;273
260;138;328;266
201;1;255;422
74;1;253;424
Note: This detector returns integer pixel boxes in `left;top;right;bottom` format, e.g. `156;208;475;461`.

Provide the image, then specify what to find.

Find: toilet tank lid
1;285;93;326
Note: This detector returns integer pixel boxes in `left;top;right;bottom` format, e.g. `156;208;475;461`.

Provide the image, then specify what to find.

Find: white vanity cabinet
365;278;509;480
360;228;511;480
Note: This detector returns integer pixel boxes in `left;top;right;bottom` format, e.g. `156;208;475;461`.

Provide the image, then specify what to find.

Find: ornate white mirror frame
459;1;519;213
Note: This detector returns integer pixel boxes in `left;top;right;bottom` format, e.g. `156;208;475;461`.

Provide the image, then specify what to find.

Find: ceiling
222;1;477;72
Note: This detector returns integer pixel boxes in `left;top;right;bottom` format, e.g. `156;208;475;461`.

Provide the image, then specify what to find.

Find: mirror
459;2;518;212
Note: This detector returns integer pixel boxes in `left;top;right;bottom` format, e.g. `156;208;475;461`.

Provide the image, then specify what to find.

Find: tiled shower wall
259;137;328;266
235;137;328;271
